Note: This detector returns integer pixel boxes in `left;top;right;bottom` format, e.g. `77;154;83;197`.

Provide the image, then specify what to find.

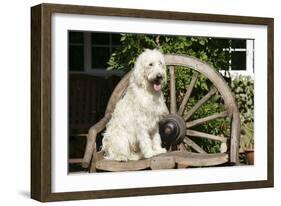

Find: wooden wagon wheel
81;54;240;172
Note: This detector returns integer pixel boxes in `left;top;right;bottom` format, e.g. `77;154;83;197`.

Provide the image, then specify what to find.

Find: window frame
221;39;254;77
69;32;125;77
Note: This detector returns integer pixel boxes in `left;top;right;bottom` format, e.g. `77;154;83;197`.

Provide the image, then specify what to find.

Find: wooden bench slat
96;158;150;172
95;151;228;171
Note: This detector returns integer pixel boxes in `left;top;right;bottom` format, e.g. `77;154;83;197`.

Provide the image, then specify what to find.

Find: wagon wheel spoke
186;111;229;128
183;136;206;153
178;143;188;151
184;86;217;121
186;129;227;142
169;66;177;114
178;71;198;116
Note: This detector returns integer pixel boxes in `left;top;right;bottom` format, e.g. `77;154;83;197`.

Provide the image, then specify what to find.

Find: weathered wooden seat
95;151;228;171
81;54;240;172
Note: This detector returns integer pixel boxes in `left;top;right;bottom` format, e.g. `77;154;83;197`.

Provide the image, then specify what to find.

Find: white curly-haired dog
102;49;169;161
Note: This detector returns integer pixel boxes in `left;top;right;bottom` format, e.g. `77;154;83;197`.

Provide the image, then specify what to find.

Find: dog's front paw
154;147;167;155
128;153;141;161
143;150;155;159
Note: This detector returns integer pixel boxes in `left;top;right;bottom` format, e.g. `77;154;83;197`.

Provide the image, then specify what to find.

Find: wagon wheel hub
159;114;186;148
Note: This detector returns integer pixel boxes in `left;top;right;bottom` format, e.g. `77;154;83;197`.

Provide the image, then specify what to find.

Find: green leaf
199;39;206;45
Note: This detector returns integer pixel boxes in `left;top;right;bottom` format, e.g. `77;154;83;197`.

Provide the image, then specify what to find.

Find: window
68;32;84;71
68;31;124;77
91;33;121;69
223;39;254;76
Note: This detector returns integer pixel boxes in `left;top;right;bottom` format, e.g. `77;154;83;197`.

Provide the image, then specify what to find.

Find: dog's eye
159;61;162;65
149;63;153;66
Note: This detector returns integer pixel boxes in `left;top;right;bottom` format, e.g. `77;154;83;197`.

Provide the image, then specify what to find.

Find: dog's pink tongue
153;84;162;92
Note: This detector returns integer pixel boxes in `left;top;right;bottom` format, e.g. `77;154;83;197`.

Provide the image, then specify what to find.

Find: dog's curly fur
102;49;169;161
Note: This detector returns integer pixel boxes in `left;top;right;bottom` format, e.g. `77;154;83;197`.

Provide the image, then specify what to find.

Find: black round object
159;114;186;148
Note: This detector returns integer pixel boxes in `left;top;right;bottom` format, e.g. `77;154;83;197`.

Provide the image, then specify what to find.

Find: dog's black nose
156;73;163;80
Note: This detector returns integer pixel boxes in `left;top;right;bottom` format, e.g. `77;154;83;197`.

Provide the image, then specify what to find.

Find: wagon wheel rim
164;54;240;164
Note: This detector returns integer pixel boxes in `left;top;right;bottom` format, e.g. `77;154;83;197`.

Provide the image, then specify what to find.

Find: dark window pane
112;34;121;46
69;32;84;44
91;33;110;45
69;45;84;71
218;39;230;48
231;51;246;70
231;39;246;48
92;47;110;69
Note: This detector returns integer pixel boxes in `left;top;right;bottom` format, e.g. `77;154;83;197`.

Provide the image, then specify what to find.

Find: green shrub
230;75;254;123
107;34;228;71
231;75;254;159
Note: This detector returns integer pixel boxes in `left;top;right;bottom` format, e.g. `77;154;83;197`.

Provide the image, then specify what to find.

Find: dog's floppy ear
131;54;146;88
